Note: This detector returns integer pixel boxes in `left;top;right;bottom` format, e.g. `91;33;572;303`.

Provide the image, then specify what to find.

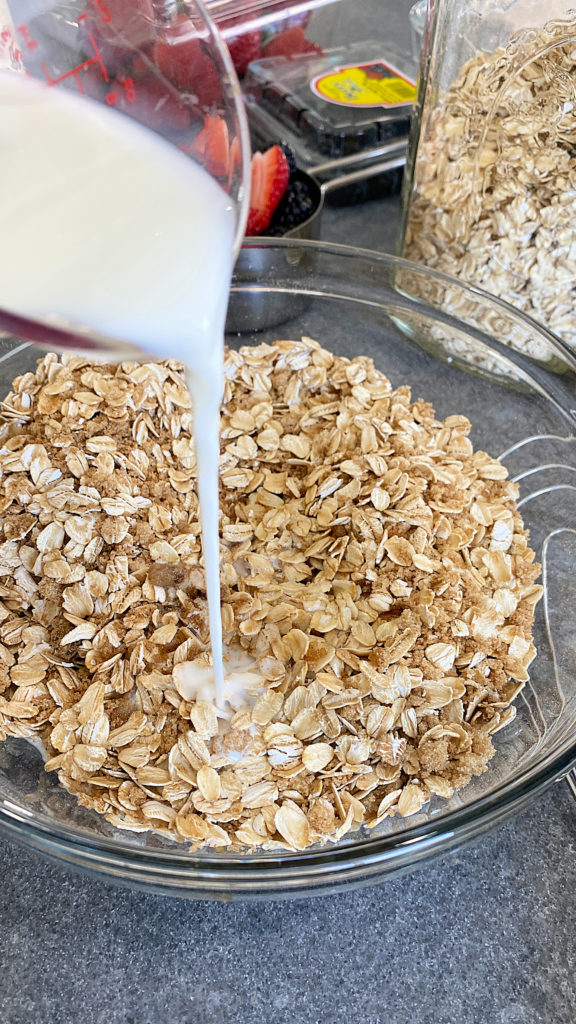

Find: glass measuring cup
0;0;251;355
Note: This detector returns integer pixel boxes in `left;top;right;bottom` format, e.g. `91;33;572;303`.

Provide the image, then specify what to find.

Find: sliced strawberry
246;146;290;236
79;0;156;70
202;114;230;178
263;26;322;59
187;116;230;177
190;126;209;160
228;134;241;190
153;13;221;105
117;74;191;132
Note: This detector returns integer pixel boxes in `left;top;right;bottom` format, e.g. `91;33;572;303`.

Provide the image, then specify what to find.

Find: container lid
206;0;342;35
243;41;415;177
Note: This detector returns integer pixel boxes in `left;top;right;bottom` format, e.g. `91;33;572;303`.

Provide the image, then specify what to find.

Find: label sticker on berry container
311;61;416;108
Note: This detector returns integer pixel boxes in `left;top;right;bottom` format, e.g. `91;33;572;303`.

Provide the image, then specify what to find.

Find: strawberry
228;134;241;190
153;15;201;88
246;146;290;236
211;7;262;76
153;13;221;105
227;28;262;76
79;0;156;70
202;115;230;178
263;26;323;60
116;74;191;132
189;129;208;161
193;60;222;108
190;114;230;177
215;15;262;78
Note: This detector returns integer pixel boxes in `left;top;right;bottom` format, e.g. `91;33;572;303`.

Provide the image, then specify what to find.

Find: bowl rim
1;237;575;892
237;237;576;371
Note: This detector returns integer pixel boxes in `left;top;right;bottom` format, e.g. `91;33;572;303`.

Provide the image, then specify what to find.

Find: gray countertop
1;0;575;1018
1;784;575;1024
0;187;574;1024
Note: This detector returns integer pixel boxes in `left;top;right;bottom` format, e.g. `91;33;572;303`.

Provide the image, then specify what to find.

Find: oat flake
0;342;541;851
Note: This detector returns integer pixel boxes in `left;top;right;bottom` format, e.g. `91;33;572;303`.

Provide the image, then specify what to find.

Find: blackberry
269;177;316;235
280;145;298;177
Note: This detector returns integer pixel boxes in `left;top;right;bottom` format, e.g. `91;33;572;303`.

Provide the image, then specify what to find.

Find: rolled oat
405;13;576;352
0;340;541;850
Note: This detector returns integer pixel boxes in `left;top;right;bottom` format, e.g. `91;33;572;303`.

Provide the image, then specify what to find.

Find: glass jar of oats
402;0;576;349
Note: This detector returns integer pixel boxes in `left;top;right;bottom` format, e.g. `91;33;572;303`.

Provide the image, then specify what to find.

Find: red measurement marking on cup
0;25;23;67
122;76;136;103
39;25;112;100
12;15;133;106
88;0;112;23
16;25;38;52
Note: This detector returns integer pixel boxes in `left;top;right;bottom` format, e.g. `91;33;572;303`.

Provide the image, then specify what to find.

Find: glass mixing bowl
0;240;575;900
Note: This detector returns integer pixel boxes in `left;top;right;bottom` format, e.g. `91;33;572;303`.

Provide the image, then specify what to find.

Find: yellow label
311;61;416;108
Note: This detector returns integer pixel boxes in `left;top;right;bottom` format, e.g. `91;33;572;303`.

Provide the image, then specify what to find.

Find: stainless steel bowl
244;140;410;246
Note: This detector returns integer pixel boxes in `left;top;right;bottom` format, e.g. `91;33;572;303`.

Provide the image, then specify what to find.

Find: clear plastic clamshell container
209;0;417;200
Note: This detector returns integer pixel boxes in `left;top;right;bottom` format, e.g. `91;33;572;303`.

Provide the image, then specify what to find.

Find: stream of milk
0;73;244;706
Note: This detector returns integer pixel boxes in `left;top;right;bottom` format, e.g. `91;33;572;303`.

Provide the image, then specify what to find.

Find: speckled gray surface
1;2;575;1021
0;786;574;1024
